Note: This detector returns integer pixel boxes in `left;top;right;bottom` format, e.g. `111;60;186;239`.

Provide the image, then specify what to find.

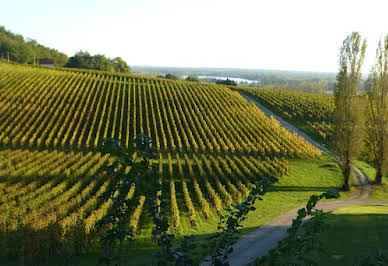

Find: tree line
0;26;131;73
65;51;131;73
0;26;68;66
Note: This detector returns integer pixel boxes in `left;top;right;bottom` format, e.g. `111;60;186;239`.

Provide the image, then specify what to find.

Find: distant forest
133;66;338;94
0;26;131;73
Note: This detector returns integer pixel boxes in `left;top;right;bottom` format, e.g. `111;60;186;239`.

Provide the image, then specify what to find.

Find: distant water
182;75;259;84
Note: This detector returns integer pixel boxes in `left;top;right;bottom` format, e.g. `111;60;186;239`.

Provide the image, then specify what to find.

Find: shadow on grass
269;186;339;192
314;208;388;266
0;222;290;266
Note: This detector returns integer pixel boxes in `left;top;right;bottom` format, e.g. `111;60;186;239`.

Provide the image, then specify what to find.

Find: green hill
0;62;326;264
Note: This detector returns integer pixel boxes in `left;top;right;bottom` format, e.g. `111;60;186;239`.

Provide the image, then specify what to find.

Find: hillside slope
0;63;318;158
238;87;334;144
0;63;324;263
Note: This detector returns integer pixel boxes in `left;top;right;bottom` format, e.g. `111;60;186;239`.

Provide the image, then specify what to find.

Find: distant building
39;58;54;67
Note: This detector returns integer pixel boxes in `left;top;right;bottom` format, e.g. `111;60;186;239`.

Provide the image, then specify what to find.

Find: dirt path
240;93;371;199
203;93;386;266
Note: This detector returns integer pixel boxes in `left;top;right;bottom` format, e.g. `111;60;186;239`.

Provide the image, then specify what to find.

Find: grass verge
314;205;388;265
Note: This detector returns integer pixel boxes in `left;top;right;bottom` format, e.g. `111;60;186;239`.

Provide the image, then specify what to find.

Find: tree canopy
164;73;179;80
216;78;237;86
0;26;131;73
65;51;131;73
0;26;68;66
185;75;200;82
333;32;366;191
365;35;388;184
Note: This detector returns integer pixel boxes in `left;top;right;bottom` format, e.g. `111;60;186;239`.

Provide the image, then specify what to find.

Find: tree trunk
375;166;383;184
342;163;351;191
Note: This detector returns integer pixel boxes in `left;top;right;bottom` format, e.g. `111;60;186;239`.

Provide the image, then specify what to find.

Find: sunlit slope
0;148;289;233
0;63;319;158
238;87;334;143
0;63;325;262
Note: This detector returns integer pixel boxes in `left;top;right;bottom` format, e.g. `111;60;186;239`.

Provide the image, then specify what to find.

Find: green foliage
98;135;157;265
207;176;278;265
185;75;200;82
112;57;131;73
238;87;334;145
255;190;340;266
65;51;131;73
365;34;388;184
165;73;179;80
216;78;237;86
97;136;281;266
0;25;68;66
306;121;333;143
98;135;198;265
333;32;366;190
359;250;388;266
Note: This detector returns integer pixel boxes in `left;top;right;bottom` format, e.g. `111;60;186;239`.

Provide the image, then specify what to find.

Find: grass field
314;205;388;265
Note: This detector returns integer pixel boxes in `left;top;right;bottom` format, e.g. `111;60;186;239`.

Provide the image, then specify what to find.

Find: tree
65;51;131;73
65;51;93;69
216;78;237;86
165;73;179;80
365;35;388;185
112;57;131;73
185;75;200;82
333;32;366;191
93;54;114;72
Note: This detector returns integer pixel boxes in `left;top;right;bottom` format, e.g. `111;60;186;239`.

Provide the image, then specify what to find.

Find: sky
2;0;388;72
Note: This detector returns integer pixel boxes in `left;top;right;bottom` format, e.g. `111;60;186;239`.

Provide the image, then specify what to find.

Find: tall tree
365;35;388;185
333;32;366;191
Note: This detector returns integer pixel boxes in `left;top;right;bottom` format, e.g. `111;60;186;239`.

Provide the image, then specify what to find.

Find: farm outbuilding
39;58;54;67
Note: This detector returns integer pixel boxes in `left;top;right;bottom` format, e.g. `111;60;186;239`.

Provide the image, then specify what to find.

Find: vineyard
0;63;319;156
0;63;322;263
238;87;335;143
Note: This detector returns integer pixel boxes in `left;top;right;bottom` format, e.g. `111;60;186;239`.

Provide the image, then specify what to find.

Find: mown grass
313;205;388;266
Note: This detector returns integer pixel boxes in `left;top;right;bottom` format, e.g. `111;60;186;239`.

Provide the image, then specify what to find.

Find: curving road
240;93;371;199
202;93;387;266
